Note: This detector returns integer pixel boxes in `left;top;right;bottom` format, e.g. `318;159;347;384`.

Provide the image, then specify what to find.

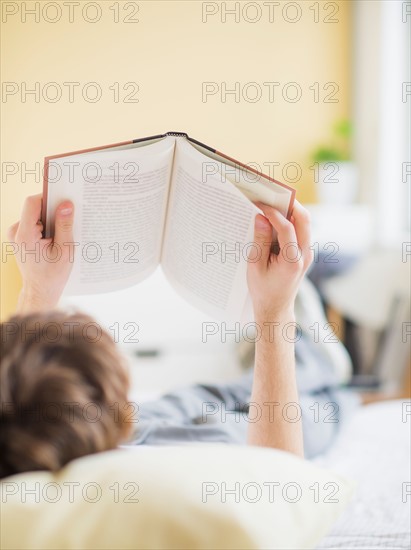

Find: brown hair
0;311;132;478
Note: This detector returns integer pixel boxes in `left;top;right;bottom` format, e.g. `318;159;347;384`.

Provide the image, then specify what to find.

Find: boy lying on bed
0;195;402;478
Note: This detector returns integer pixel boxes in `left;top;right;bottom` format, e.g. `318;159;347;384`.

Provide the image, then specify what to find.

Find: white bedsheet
315;400;411;549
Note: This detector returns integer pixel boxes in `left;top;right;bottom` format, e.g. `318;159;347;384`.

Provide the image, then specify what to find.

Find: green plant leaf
312;148;345;162
334;119;352;138
310;119;352;162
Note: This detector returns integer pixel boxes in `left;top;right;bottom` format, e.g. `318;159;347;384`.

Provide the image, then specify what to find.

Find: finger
53;201;74;247
18;194;43;239
291;201;312;266
252;214;272;268
257;204;298;252
7;221;19;242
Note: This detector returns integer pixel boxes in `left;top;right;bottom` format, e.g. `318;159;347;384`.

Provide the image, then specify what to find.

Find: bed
1;396;409;549
315;400;411;549
131;388;411;549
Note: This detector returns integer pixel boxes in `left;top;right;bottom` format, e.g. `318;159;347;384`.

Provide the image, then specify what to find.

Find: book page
188;140;293;217
161;138;260;321
46;137;175;295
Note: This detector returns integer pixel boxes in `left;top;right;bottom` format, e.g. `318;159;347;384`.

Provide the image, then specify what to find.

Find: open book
42;132;295;320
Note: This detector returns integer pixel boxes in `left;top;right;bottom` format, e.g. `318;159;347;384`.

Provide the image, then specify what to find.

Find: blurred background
1;0;410;398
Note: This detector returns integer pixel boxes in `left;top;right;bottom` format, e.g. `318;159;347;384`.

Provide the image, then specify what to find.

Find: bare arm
246;201;313;457
8;194;75;314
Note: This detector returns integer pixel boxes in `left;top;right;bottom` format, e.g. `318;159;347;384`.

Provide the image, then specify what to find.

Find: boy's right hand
247;200;313;321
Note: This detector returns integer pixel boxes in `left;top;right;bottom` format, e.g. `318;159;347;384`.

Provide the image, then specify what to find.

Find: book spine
165;131;189;138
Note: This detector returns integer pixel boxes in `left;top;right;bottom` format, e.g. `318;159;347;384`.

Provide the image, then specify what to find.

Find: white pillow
0;444;354;550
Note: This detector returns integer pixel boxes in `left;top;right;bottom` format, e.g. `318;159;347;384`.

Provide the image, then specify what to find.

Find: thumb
54;201;74;246
252;214;272;268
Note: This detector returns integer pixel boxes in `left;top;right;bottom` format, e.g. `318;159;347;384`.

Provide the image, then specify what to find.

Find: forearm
247;309;304;458
16;287;59;315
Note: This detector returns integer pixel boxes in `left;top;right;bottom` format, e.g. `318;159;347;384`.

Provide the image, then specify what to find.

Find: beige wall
1;0;351;318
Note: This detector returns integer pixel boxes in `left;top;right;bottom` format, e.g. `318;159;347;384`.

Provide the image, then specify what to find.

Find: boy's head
0;311;131;479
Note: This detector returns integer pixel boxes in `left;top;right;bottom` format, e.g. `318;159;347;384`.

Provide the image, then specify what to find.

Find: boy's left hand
8;194;75;312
